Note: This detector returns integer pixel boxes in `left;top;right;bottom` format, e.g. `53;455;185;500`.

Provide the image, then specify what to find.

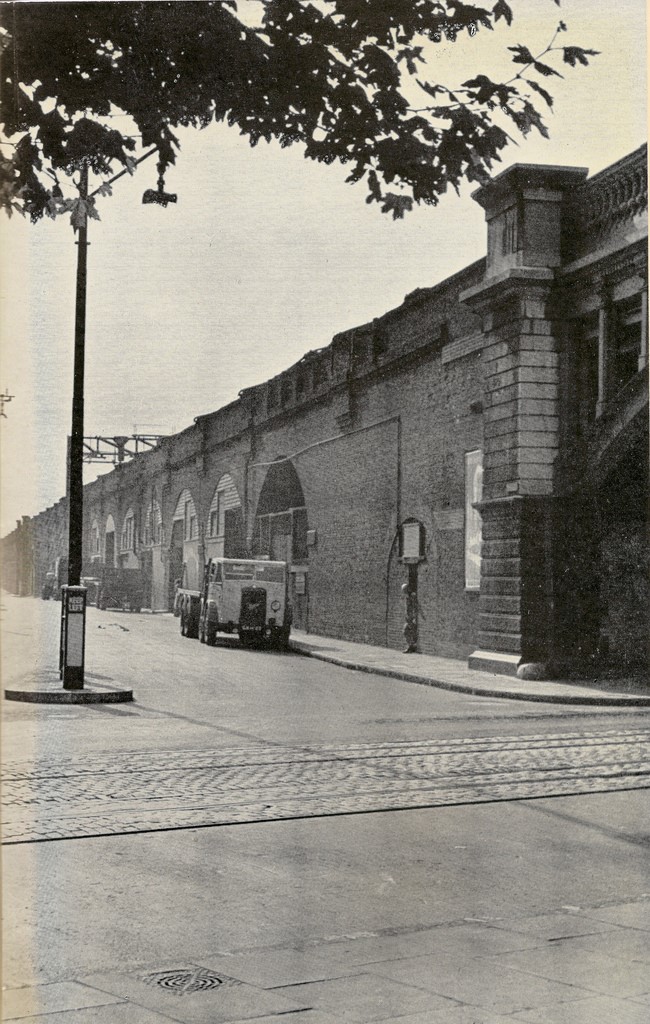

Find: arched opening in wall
119;508;139;569
143;496;163;547
104;514;116;568
206;473;244;559
170;488;199;608
597;436;649;675
254;459;309;629
90;519;101;563
141;495;163;611
554;419;649;675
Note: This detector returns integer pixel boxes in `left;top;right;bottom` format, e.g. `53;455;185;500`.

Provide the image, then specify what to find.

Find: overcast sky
0;0;646;536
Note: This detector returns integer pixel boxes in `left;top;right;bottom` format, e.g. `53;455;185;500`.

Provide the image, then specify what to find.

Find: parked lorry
177;557;292;649
97;567;143;612
41;572;56;600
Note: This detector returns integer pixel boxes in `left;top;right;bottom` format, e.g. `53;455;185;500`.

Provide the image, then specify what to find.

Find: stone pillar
461;162;588;676
638;289;648;372
596;282;612;419
464;281;560;675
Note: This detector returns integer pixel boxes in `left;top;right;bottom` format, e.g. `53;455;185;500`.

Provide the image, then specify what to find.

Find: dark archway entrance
104;514;116;568
168;519;184;610
598;437;649;673
254;459;309;629
554;434;649;676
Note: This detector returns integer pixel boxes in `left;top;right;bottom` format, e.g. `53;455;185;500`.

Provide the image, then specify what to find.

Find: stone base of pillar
469;651;559;680
468;649;522;676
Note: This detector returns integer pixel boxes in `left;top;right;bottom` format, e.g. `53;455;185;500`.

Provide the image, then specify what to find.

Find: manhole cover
142;968;225;995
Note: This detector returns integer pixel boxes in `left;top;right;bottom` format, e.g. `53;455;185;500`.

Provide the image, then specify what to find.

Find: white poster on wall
465;449;483;591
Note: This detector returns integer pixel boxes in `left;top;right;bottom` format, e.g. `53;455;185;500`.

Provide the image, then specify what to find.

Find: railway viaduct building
3;145;648;679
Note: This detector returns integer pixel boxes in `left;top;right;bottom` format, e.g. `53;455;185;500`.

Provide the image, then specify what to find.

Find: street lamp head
142;188;177;207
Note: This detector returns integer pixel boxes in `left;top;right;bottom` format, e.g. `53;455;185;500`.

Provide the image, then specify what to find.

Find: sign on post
400;520;425;563
61;585;87;690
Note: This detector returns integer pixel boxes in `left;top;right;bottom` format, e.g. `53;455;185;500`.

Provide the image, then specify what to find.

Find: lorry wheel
277;627;291;651
187;610;199;640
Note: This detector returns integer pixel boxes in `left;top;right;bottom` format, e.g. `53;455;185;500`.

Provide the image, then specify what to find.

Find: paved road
4;728;650;843
3;596;649;844
3;596;650;1021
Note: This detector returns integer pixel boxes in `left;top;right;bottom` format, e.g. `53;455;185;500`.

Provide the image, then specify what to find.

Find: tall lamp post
67;161;89;593
61;151;176;690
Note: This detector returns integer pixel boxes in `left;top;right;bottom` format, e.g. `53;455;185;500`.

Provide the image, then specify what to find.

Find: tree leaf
508;44;534;65
533;60;562;78
525;78;554;108
492;1;513;26
562;46;600;67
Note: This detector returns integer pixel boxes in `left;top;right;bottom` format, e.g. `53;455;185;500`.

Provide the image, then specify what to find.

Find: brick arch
104;513;116;567
253;459;308;565
119;506;136;561
172;488;198;539
140;491;165;611
169;487;200;598
89;518;101;559
205;473;244;559
143;493;163;547
253;459;310;629
255;459;306;518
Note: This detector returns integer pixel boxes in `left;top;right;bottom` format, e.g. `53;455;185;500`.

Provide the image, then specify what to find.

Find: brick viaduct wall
2;146;647;676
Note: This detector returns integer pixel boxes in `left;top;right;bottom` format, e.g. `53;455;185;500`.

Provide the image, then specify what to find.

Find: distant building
3;146;647;680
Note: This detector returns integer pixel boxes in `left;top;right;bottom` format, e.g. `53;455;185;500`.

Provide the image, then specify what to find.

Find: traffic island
4;669;133;704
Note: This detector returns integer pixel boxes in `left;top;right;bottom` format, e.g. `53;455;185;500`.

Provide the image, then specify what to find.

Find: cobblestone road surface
3;726;649;843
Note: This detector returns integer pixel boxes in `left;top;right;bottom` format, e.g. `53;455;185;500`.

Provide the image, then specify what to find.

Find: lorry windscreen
223;563;255;580
255;564;285;583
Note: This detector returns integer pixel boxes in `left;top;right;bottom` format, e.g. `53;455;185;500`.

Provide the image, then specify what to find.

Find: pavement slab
552;925;650;964
485;944;650;998
3;1008;180;1024
371;953;593;1015
78;964;304;1024
198;947;360;988
510;994;650;1023
576;899;650;930
222;1014;344;1024
386;1009;530;1024
271;972;454;1021
1;982;124;1021
3;1007;180;1024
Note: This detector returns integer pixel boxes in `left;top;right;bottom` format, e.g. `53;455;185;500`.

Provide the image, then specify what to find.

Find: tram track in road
3;726;649;845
